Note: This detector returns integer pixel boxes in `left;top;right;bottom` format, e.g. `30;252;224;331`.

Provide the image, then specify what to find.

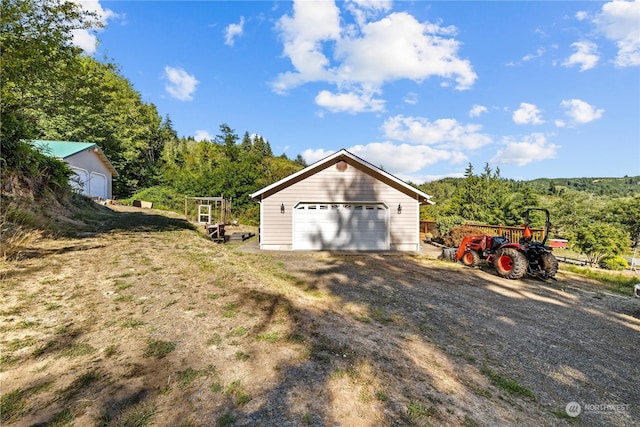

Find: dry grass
0;221;42;261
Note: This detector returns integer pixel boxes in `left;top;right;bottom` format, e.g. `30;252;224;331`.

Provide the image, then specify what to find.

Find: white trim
198;204;212;224
258;200;264;250
414;199;422;252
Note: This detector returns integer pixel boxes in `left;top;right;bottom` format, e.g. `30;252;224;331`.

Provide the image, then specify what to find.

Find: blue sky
76;0;639;183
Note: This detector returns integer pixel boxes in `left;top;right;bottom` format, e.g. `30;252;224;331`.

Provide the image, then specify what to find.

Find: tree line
419;164;639;267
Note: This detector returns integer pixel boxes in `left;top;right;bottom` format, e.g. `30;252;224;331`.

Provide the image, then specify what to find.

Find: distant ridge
527;176;640;197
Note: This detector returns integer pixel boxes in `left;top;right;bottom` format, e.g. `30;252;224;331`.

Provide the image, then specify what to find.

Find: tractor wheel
461;250;480;267
540;253;559;279
493;248;527;279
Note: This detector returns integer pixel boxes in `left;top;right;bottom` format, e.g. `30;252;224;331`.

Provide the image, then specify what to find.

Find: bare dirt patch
1;206;638;426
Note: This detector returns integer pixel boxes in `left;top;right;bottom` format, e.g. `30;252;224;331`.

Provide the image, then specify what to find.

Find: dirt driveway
1;206;638;426
238;235;640;426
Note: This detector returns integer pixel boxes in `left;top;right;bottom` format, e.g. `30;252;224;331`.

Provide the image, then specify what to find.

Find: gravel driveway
262;246;640;426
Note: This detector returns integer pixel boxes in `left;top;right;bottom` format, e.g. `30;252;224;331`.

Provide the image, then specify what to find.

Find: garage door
293;203;389;250
89;172;107;199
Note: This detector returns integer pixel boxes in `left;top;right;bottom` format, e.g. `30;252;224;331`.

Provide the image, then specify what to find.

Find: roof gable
32;140;118;176
251;149;433;204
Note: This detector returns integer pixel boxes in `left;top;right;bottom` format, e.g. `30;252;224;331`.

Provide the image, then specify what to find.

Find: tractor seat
490;236;508;250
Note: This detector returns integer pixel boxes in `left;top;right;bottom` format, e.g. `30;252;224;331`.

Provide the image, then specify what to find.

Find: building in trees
33;140;118;200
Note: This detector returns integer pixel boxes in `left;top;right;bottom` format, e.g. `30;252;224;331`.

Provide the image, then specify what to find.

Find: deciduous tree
570;222;630;267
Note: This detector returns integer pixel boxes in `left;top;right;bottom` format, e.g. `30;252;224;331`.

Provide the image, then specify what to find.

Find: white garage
293;203;389;250
33;140;118;200
251;149;433;252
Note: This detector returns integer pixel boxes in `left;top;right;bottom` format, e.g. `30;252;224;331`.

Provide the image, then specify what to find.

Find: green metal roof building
33;140;118;200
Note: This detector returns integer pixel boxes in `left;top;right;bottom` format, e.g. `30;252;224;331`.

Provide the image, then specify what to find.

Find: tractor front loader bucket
441;247;458;261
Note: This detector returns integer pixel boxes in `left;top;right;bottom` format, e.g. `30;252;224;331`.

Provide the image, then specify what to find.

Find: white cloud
164;66;199;101
560;99;604;124
345;0;393;27
593;0;640;67
225;17;245;46
562;41;599;71
302;112;495;182
382;115;492;150
272;0;341;93
72;29;99;54
349;141;464;174
468;104;488;117
575;11;589;21
403;92;419;105
302;142;465;179
491;133;559;166
512;102;544;125
334;12;476;89
194;130;213;142
272;1;477;112
315;89;385;113
302;148;335;164
71;0;118;55
522;47;546;62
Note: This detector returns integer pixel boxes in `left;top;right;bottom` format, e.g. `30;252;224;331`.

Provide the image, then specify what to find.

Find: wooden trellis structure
184;196;232;225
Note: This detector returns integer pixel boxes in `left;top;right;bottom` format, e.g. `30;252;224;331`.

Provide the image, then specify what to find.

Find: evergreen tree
294;154;308;167
240;131;252;153
217;124;239;162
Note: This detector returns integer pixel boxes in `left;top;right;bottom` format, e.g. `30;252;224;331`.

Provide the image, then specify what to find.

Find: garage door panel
293;203;388;250
89;172;107;199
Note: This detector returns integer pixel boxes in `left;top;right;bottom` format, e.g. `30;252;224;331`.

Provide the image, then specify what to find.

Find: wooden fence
420;221;545;243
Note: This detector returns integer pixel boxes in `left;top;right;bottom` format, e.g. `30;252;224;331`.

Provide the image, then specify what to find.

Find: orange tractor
446;208;559;280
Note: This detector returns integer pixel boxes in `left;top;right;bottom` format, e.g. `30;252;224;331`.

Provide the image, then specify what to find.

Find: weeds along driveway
1;205;638;427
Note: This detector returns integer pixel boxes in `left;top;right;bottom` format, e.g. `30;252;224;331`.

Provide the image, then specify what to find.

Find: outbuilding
250;149;433;251
33;140;118;200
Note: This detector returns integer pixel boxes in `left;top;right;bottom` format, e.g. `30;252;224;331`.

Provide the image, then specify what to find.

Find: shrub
123;186;184;213
444;226;486;247
436;215;465;237
237;204;259;226
599;256;629;271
